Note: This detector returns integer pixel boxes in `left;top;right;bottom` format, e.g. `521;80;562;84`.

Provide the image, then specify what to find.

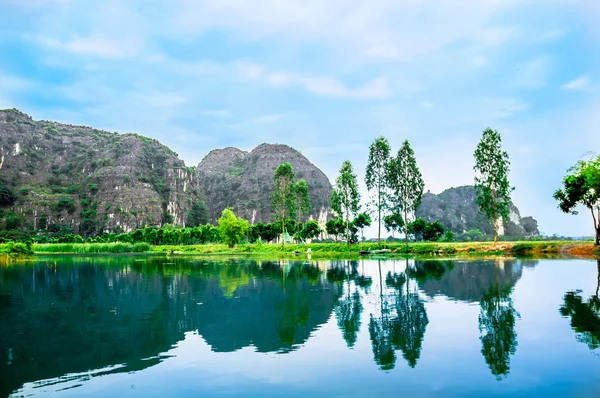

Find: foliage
383;213;404;237
1;241;34;255
294;179;312;223
272;162;297;248
365;136;391;244
387;140;424;244
442;230;456;242
463;229;485;242
298;220;322;241
423;221;445;242
353;213;371;240
0;179;16;207
474;128;514;243
187;200;209;227
217;208;249;248
331;160;361;245
553;155;600;245
326;218;346;241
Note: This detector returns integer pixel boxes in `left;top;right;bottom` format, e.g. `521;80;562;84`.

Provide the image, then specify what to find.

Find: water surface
1;255;599;397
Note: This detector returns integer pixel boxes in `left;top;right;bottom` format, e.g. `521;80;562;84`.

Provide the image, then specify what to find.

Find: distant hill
196;143;333;224
0;109;201;236
417;186;539;236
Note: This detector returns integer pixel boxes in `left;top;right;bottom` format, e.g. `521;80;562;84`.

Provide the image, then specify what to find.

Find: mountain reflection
560;259;600;350
0;256;341;397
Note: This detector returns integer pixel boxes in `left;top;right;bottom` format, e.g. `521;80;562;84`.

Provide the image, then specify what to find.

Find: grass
1;240;595;258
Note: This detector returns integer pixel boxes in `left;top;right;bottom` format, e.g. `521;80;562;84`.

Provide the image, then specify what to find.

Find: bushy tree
353;213;371;241
383;213;404;238
331;160;361;245
326;217;345;241
217;208;249;248
365;137;391;244
474;128;513;243
423;221;444;241
408;218;427;241
553;155;600;245
298;220;322;241
0;179;16;207
187;201;209;227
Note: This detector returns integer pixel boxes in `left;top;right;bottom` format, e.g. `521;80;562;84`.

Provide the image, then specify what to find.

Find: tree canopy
272;162;298;248
553;155;600;245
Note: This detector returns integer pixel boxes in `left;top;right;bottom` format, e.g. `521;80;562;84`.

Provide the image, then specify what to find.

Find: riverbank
2;240;595;258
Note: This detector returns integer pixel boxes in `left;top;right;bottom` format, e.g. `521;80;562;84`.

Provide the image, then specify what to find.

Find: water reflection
0;256;341;397
560;260;600;350
478;262;519;379
1;255;574;397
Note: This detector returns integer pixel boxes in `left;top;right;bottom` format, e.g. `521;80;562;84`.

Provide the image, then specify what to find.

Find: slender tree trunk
591;206;599;246
378;183;381;246
596;259;600;298
404;205;408;248
492;189;498;244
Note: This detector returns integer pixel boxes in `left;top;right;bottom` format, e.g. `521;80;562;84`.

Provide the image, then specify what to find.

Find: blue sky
0;0;598;237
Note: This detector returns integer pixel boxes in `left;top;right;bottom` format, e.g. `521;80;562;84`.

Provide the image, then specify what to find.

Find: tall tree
553;155;600;245
473;128;513;243
331;160;361;245
272;162;297;249
294;179;312;224
387;140;425;245
365;137;391;245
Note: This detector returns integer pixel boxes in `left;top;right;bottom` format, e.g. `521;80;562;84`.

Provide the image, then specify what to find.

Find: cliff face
197;143;333;224
417;186;539;236
0;109;202;236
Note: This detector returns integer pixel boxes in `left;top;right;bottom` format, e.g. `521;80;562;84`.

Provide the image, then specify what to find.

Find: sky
0;0;599;237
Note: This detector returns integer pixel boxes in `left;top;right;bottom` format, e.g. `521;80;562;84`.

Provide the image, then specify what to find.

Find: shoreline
2;240;597;259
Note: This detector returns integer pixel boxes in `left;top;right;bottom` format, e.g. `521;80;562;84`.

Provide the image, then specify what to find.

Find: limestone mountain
196;143;333;224
0;108;202;236
416;186;539;236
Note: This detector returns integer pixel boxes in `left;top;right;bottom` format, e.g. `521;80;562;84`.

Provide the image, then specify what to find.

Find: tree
294;179;312;224
272;162;297;249
553;155;600;245
383;213;404;238
217;208;249;248
423;221;444;241
387;140;425;246
326;217;345;241
298;220;322;241
463;228;485;242
474;128;514;243
331;160;361;245
0;179;16;207
353;213;371;241
407;218;427;241
365;136;391;245
186;201;209;227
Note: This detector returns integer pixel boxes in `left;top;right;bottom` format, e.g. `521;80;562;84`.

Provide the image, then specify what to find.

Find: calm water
1;255;600;397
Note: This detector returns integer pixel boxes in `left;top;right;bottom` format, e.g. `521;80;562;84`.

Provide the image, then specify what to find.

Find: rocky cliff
0;109;202;236
417;186;539;236
197;143;332;224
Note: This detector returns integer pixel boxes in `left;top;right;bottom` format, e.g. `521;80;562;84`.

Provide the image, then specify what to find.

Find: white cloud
561;76;591;91
38;35;141;58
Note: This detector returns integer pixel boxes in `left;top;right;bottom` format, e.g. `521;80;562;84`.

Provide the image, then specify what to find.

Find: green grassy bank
3;240;596;257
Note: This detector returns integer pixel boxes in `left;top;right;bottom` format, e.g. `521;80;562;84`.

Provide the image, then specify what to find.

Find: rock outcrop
0;109;202;236
417;186;539;236
197;143;333;224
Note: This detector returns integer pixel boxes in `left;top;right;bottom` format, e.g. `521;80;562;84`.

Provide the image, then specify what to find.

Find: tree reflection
559;260;600;350
478;263;519;379
368;259;432;370
335;261;364;348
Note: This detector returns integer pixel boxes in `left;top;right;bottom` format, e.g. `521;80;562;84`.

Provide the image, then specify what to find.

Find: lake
1;255;600;397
